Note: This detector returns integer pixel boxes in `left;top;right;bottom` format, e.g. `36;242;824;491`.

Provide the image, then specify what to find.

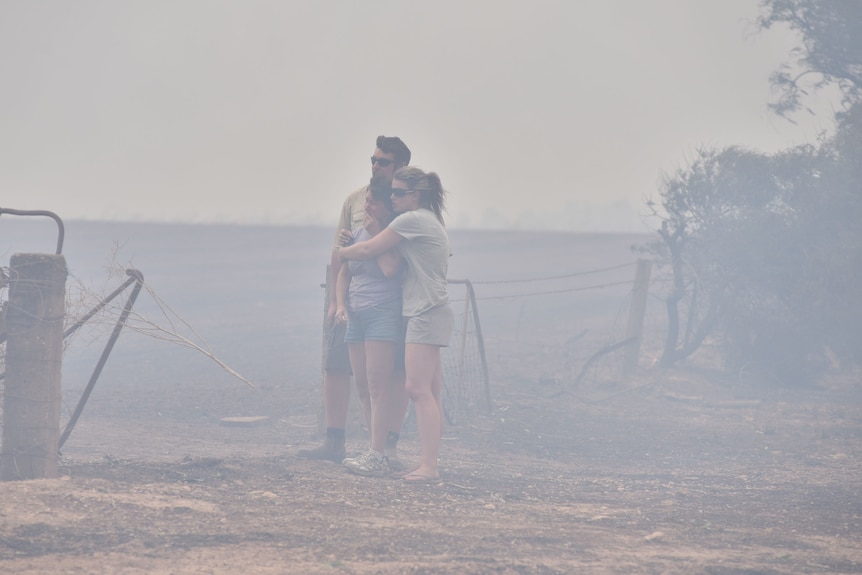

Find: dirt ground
2;362;860;574
2;224;861;574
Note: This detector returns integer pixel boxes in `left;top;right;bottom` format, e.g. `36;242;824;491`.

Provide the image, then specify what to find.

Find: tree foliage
649;105;862;383
758;0;862;117
644;1;862;384
648;146;797;369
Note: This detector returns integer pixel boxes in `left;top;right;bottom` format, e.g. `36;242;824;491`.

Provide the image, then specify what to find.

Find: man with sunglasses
298;135;411;464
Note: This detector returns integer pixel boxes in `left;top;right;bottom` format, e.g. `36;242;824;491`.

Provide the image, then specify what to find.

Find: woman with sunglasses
338;166;452;483
334;185;409;477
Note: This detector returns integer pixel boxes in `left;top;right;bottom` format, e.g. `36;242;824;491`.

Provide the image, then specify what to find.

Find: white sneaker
343;450;388;477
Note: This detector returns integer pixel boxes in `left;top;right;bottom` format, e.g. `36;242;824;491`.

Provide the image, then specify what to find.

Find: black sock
326;427;345;442
385;431;399;449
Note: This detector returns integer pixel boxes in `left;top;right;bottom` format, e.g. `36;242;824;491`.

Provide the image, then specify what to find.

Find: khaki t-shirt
388;208;450;316
332;186;369;250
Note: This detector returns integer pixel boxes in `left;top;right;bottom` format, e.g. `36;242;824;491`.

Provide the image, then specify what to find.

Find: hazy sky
0;1;839;232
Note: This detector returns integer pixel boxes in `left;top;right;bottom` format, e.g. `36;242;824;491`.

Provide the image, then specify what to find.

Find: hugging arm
376;249;403;278
339;227;403;261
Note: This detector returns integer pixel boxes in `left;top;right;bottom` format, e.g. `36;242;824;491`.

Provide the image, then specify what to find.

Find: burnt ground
1;223;861;574
1;362;860;575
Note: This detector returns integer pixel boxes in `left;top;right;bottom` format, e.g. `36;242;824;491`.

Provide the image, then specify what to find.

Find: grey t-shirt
346;227;403;312
388;209;450;316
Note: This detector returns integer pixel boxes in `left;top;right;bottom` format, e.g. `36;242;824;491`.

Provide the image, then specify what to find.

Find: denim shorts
345;298;403;343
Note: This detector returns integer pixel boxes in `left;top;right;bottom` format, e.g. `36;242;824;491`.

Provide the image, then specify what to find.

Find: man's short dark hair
376;135;411;166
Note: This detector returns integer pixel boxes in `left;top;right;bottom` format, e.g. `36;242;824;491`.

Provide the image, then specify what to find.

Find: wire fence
0;252;671;435
447;257;668;404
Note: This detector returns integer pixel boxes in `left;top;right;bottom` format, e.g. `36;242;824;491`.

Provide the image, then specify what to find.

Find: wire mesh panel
441;279;490;424
0;270;7;434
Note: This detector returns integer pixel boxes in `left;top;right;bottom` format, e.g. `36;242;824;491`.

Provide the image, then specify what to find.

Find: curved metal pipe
0;207;65;254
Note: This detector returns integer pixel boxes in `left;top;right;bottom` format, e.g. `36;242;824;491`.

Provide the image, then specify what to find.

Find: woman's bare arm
339;227;403;261
334;264;351;323
376;249;403;278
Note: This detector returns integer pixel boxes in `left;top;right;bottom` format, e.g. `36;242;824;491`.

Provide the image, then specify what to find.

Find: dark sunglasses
370;156;394;167
391;188;416;197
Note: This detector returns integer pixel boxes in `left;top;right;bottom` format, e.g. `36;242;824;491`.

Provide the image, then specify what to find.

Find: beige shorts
404;303;454;346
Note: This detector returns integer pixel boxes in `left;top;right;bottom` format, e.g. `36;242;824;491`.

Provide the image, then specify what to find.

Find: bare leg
382;369;409;473
364;340;396;453
386;369;409;440
430;356;444;439
404;343;443;479
297;368;350;461
323;369;351;429
348;343;372;433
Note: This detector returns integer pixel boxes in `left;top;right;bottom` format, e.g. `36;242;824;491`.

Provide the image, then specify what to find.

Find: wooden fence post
1;253;67;481
318;265;330;436
623;259;652;377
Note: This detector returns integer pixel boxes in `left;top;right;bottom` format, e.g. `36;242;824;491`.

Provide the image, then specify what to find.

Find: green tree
646;1;862;383
758;0;862;117
648;146;796;369
649;106;861;383
786;103;862;369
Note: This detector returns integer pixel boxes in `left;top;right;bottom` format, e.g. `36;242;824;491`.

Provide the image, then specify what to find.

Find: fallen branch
571;336;637;388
